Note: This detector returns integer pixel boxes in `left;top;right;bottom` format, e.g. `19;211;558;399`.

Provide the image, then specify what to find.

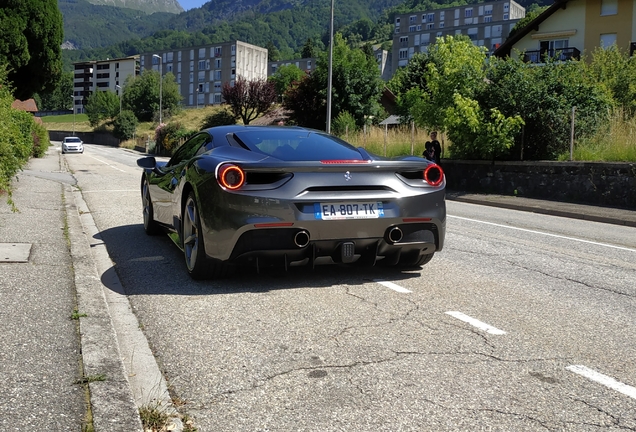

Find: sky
178;0;208;11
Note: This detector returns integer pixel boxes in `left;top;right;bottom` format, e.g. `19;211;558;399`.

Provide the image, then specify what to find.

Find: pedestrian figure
423;131;442;165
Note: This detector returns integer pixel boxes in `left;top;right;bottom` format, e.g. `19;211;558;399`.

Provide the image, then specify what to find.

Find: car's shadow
96;224;425;296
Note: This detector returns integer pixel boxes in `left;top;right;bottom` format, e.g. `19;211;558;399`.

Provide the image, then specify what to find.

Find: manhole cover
0;243;32;262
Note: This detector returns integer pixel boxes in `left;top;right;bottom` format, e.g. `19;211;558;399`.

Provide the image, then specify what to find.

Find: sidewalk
447;191;636;228
0;148;85;431
0;147;142;431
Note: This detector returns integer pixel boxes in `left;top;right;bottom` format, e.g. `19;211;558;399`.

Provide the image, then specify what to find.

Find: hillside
60;0;176;50
62;0;403;64
83;0;183;14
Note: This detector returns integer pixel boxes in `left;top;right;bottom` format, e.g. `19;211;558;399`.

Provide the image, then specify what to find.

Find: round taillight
218;164;245;190
424;164;444;187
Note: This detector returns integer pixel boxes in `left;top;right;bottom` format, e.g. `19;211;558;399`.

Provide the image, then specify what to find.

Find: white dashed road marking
445;311;507;335
567;365;636;400
374;280;411;293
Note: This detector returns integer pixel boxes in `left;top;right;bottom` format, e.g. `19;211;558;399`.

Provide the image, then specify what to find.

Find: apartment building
494;0;636;62
72;56;138;114
269;57;316;75
140;40;268;107
392;1;525;72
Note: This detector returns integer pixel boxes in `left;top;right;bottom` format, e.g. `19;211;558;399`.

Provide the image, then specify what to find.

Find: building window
198;71;205;82
600;33;617;48
399;49;408;59
215;59;221;69
465;8;473;17
395;27;401;34
395;17;400;25
214;47;222;57
503;13;509;20
409;25;416;32
504;3;510;12
214;70;221;80
439;22;445;28
409;15;416;24
417;25;422;31
601;0;618;15
198;60;206;70
440;11;445;20
426;23;434;30
484;16;492;23
427;13;435;22
485;5;493;15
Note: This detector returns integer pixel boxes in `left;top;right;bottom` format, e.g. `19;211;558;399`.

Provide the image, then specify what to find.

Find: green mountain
82;0;183;14
60;0;176;50
62;0;403;65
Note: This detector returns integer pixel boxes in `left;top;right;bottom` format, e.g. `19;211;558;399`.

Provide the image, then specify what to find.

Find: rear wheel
141;178;160;235
398;251;434;268
183;193;207;279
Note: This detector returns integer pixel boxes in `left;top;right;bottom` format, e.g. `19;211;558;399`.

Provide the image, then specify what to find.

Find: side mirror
137;156;157;169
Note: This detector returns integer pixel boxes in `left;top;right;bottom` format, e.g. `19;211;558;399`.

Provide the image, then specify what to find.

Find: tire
398;251;434;268
141;178;160;235
183;192;210;280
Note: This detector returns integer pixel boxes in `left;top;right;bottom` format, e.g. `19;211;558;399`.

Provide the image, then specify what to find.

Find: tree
85;91;120;127
35;72;74;111
123;70;182;122
113;110;138;140
285;33;383;129
268;64;305;100
0;0;63;100
266;42;281;62
301;38;317;58
222;77;277;125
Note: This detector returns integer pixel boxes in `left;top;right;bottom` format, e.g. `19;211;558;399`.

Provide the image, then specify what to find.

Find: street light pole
152;54;163;124
115;85;122;115
326;0;334;134
72;94;75;135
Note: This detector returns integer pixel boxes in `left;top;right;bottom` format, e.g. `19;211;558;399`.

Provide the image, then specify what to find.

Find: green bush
31;121;50;158
113;110;138;140
332;111;357;137
0;69;42;205
154;122;197;155
200;109;236;129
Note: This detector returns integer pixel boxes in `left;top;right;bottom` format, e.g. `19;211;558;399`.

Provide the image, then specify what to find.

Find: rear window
65;137;81;143
232;130;364;161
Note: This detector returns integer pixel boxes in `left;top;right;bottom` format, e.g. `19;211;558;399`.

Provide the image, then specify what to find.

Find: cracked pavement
60;144;636;431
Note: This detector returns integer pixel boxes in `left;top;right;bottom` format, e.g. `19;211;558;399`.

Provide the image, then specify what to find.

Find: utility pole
72;94;75;135
326;0;334;133
152;54;163;125
115;85;122;115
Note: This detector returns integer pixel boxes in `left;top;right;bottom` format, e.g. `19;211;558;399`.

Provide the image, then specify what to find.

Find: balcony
523;47;581;64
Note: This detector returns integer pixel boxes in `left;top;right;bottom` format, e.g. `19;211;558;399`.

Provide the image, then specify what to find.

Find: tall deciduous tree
268;64;305;100
222;77;277;125
285;33;383;130
0;0;63;100
122;70;181;122
84;91;120;127
35;72;74;111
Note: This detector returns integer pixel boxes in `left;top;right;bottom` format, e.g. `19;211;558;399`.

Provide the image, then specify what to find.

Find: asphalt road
66;144;636;431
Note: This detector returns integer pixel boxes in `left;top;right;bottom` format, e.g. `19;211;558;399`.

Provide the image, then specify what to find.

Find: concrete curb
65;181;144;431
63;154;183;431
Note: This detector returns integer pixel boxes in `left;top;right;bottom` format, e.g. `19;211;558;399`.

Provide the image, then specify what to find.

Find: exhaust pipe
294;230;310;248
388;227;403;244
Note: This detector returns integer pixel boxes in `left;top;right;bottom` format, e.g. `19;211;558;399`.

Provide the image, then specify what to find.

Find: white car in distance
62;136;84;154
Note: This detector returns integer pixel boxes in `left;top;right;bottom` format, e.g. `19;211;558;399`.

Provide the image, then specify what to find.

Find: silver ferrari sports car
137;125;446;279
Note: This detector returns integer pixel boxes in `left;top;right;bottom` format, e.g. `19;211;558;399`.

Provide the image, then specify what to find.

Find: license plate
314;202;384;220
